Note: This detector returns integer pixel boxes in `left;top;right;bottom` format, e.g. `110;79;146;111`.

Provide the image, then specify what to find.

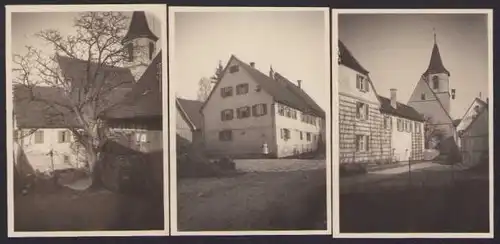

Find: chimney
297;80;302;88
390;89;397;109
250;62;255;68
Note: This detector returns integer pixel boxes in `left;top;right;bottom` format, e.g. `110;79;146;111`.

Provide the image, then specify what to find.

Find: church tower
122;11;159;81
423;32;451;114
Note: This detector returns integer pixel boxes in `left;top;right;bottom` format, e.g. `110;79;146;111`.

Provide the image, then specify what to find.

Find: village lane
177;158;327;231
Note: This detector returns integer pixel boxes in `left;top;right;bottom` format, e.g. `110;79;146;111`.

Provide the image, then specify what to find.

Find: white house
176;97;203;149
200;55;325;158
455;97;489;167
338;40;425;164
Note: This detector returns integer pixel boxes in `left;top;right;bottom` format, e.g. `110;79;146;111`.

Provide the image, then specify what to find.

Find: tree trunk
86;146;104;189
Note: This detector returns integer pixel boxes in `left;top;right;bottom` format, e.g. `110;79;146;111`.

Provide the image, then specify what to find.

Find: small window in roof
229;65;239;73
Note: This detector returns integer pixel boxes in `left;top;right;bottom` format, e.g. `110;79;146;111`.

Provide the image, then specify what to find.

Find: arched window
432;76;439;89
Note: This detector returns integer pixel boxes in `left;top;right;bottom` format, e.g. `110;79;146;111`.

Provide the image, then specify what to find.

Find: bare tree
196;77;213;102
210;60;224;82
423;116;444;149
12;12;134;188
196;60;224;102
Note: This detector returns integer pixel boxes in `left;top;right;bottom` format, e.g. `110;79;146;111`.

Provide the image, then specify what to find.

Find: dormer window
127;43;134;62
356;74;369;92
432;76;439;89
229;65;239;73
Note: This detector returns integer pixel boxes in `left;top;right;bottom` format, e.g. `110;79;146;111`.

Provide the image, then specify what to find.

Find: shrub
339;163;367;177
214;156;236;171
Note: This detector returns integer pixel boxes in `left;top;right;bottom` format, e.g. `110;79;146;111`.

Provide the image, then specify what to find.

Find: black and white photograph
169;7;331;234
6;5;168;236
334;10;493;237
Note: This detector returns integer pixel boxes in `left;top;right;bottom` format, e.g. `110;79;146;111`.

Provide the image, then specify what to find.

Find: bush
214;156;236;171
339;163;367;177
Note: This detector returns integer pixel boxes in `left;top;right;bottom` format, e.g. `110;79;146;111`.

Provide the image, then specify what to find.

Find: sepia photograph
6;5;168;236
334;10;493;237
169;7;331;235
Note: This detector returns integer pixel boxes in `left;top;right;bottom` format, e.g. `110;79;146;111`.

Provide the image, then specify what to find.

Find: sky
11;11;162;59
339;13;489;119
173;10;329;110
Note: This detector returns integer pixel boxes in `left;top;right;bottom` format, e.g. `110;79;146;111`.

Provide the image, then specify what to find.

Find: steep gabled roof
13;85;80;128
456;97;488;131
177;98;203;130
201;55;325;118
338;40;369;76
378;95;425;122
122;11;159;44
57;55;135;89
462;104;488;134
423;41;450;76
104;51;163;119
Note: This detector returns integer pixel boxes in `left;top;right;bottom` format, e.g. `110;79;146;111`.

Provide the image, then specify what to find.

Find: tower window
127;43;134;62
149;42;155;60
421;93;426;100
432;76;439;89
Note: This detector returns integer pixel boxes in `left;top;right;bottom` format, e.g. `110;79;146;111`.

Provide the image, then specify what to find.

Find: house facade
176;98;203;149
456;98;489;167
338;40;425;164
201;55;325;158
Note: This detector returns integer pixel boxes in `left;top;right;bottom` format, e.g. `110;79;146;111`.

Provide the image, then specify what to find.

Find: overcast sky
172;9;329;110
339;13;489;119
11;11;162;59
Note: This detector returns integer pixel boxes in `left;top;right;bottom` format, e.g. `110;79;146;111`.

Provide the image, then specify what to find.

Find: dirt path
177;169;327;231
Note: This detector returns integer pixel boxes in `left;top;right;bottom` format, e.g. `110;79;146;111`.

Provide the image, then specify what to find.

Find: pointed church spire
424;30;450;77
122;11;159;44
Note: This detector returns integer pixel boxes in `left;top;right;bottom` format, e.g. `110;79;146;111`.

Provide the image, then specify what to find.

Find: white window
220;86;233;97
219;130;232;141
383;116;392;130
135;132;147;143
221;109;234;121
252;103;267;117
58;130;71;143
236;83;249;95
356;102;369;120
281;128;291;140
355;135;369;152
278;104;285;116
397;119;403;132
34;130;44;144
237;106;251;119
356;74;370;92
415;122;421;133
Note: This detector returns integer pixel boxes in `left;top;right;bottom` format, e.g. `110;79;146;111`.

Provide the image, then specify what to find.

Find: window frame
221;86;233;98
229;65;239;73
34;130;44;144
219;130;233;141
236;83;249;95
237;106;251;119
221;109;234;121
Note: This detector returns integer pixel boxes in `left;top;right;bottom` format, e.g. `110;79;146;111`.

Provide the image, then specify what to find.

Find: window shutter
355;136;360;151
356;76;360;89
356;103;361;118
365;104;369;119
220;88;224;97
252;105;257;116
280;129;283;139
366;136;370;151
221;111;225;121
262;104;267;115
58;131;63;143
365;79;370;92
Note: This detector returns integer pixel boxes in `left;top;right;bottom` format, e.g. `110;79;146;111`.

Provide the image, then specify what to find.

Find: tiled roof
339;40;369;76
122;11;159;44
423;42;450;76
104;51;163;119
13;85;80;128
57;55;135;89
233;56;325;118
177;98;203;130
378;95;425;122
